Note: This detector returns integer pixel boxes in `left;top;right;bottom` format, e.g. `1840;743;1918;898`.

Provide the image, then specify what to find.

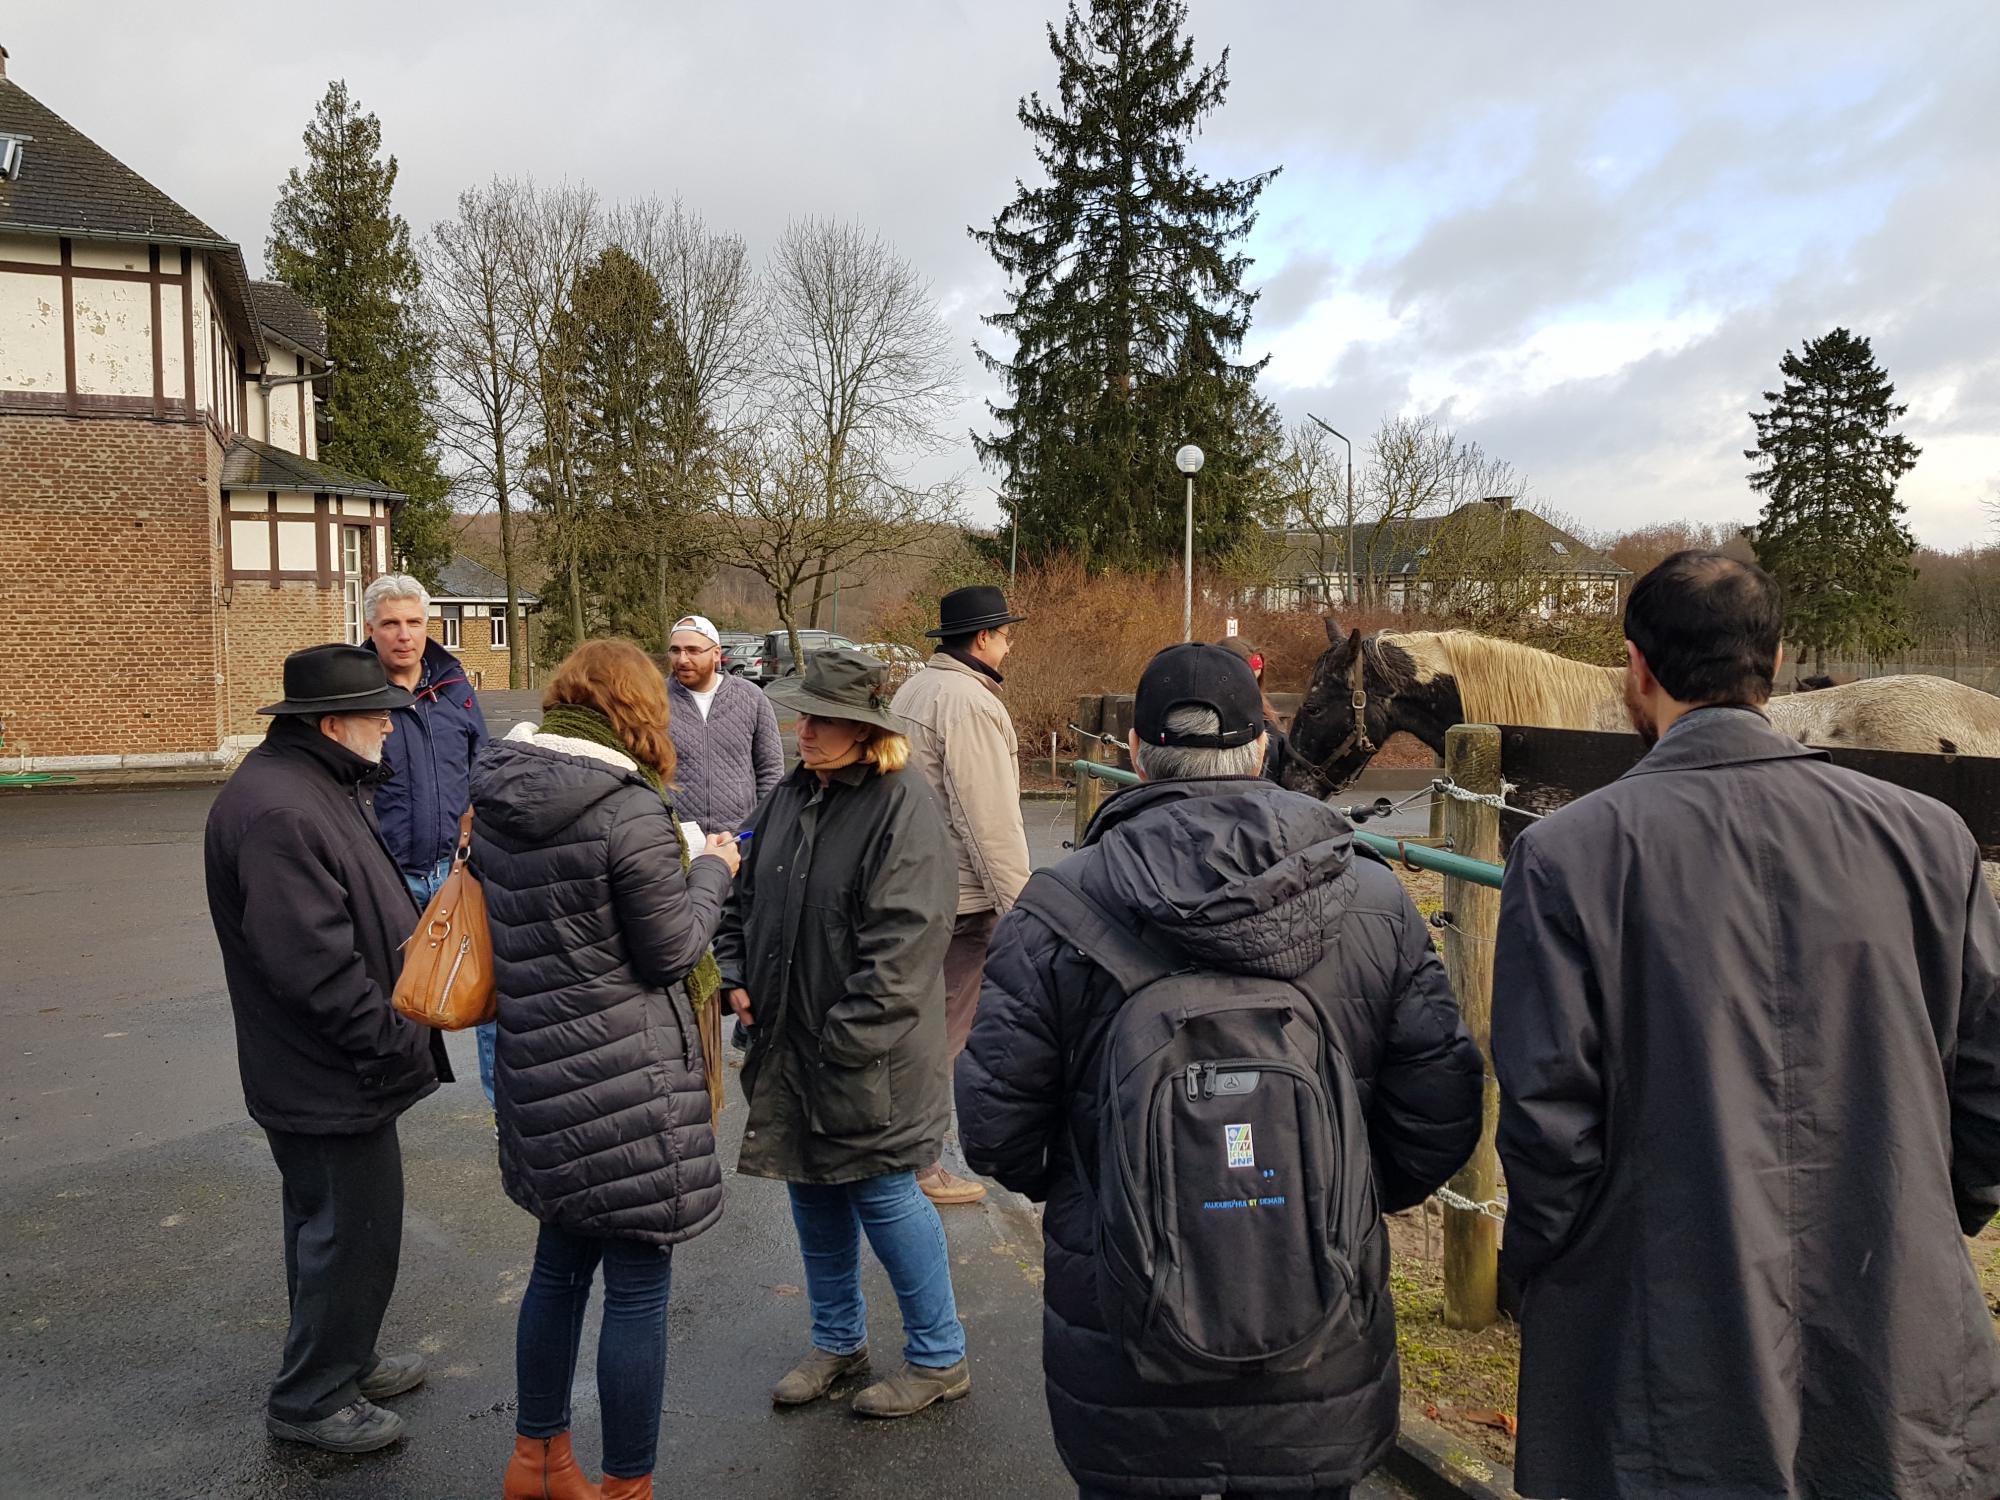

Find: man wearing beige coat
892;585;1035;1206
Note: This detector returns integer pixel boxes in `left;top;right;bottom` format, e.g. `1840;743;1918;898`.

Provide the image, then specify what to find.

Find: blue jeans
402;857;496;1106
515;1223;673;1480
786;1172;967;1368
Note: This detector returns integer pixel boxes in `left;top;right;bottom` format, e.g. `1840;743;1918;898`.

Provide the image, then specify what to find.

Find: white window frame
340;525;367;645
489;605;509;650
439;603;463;650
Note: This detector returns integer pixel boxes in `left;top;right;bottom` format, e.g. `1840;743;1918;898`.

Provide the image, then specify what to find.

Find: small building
427;555;540;689
0;45;403;769
1265;499;1628;618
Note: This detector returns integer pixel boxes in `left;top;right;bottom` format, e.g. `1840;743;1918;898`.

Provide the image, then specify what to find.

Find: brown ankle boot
600;1477;652;1500
502;1432;601;1500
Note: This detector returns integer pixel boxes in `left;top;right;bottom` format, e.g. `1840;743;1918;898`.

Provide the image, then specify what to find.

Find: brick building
0;46;403;770
427;555;541;690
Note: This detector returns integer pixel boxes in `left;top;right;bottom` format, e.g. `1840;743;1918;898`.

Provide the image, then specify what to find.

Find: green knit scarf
539;703;724;1013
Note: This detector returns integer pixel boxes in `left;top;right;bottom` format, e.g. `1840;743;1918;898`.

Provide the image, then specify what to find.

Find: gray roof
0;75;263;361
221;436;404;501
1272;502;1627;581
248;281;327;360
434;554;539;605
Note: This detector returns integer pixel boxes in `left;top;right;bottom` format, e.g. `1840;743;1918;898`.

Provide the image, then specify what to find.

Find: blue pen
735;830;755;845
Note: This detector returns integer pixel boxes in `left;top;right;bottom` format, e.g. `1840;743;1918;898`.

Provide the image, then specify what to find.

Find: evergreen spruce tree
269;82;451;585
1747;328;1920;665
973;0;1282;569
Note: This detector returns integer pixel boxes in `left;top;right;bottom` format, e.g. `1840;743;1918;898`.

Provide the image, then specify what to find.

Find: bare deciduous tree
1361;414;1518;606
760;217;960;626
1273;421;1359;606
713;432;962;668
503;180;601;648
421;178;532;685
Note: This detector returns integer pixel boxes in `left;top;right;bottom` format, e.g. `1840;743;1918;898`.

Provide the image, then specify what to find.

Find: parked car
728;629;862;684
721;640;765;678
860;642;923;689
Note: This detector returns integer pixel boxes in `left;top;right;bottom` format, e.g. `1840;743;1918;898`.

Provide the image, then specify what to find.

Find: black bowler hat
258;644;416;717
1133;643;1264;748
925;584;1028;639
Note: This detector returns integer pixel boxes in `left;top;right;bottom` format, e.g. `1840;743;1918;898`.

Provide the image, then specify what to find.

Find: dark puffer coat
471;726;733;1247
712;761;954;1185
960;776;1484;1495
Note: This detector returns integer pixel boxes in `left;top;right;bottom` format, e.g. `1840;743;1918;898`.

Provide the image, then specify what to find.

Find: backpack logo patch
1225;1123;1255;1169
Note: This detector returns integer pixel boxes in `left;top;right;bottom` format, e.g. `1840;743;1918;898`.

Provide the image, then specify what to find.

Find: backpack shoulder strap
1014;864;1179;995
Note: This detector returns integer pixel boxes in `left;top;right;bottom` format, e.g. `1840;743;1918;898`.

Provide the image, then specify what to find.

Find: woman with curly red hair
471;639;741;1500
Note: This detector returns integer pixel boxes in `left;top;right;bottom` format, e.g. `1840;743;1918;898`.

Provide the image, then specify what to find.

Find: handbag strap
454;805;475;867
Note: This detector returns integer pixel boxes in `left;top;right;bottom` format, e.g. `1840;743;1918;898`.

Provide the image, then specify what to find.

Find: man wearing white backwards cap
665;615;785;837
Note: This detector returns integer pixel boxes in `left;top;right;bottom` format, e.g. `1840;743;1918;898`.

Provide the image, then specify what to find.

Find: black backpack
1015;864;1379;1385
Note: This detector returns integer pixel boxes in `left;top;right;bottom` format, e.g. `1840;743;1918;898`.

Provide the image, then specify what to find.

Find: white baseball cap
670;615;721;647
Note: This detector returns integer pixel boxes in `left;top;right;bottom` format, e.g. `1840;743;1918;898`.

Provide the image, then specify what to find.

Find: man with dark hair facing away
1494;549;2000;1500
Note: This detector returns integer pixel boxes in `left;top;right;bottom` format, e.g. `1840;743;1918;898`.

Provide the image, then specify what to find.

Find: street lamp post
1306;413;1355;606
1175;444;1205;642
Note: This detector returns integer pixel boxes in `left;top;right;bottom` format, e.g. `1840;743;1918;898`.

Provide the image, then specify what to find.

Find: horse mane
1385;630;1622;729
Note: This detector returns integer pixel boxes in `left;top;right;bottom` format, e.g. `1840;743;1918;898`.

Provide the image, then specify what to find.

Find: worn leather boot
501;1431;601;1500
265;1399;405;1454
600;1477;653;1500
357;1351;428;1401
770;1345;871;1406
852;1359;972;1419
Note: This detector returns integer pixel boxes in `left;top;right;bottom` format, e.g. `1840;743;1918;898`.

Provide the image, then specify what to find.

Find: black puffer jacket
471;726;733;1247
959;776;1484;1495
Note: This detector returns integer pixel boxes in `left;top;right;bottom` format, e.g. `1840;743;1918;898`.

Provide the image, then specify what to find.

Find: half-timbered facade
0;46;402;768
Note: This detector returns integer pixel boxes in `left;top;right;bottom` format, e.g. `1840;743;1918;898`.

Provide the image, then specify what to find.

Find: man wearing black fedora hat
890;585;1034;1206
205;644;454;1456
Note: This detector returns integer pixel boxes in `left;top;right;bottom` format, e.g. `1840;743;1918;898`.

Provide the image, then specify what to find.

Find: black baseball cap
1133;643;1264;748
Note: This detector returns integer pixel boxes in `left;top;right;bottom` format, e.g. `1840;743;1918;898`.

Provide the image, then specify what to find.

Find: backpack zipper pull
1202;1063;1218;1100
1184;1062;1202;1102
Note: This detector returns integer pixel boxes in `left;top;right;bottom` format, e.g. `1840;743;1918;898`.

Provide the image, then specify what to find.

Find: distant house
427;555;539;688
0;45;404;769
1264;499;1629;618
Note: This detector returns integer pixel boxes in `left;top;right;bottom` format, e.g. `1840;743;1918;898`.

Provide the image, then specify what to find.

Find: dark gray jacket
1494;707;2000;1500
471;726;733;1247
960;777;1484;1495
667;673;785;834
205;716;450;1134
712;761;954;1185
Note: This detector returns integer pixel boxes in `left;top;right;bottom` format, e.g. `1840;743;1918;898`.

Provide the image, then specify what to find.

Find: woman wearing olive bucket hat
713;648;971;1419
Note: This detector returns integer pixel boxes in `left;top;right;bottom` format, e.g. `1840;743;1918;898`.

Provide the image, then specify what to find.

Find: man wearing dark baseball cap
205;644;452;1455
957;641;1481;1499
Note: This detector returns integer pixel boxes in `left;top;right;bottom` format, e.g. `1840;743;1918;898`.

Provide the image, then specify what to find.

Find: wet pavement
1;783;1418;1499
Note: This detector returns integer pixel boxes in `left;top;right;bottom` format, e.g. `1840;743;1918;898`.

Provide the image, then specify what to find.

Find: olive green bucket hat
764;647;908;734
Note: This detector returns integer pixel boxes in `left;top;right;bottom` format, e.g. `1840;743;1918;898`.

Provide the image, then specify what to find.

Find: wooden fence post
1442;723;1502;1331
1074;695;1106;849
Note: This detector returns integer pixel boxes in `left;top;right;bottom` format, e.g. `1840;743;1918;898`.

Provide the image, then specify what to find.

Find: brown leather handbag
393;808;498;1030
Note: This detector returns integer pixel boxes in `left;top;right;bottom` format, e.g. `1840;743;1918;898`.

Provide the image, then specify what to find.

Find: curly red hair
542;639;676;782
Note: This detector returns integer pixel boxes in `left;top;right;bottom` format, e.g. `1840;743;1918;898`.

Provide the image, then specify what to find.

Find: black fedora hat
925;584;1028;639
259;644;416;717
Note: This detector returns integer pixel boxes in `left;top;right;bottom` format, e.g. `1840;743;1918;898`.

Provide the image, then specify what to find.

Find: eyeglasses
666;645;719;657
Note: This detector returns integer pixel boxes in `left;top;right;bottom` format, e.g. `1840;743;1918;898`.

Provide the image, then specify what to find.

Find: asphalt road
0;783;1417;1499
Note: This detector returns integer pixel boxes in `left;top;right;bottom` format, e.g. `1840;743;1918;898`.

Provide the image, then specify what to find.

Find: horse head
1290;617;1399;792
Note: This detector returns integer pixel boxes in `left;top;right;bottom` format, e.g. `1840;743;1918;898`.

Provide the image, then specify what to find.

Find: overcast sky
10;1;1997;545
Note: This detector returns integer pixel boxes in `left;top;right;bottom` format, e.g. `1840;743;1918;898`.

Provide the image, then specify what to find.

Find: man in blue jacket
364;574;493;1099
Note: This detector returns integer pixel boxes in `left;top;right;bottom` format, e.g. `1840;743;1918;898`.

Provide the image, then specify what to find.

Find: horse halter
1316;639;1377;772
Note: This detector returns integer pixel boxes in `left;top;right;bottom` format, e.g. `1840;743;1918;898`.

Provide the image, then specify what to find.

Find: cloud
7;0;1993;543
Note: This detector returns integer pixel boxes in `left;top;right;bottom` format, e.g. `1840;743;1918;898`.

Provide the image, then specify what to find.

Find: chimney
1;45;10;79
1485;495;1514;512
